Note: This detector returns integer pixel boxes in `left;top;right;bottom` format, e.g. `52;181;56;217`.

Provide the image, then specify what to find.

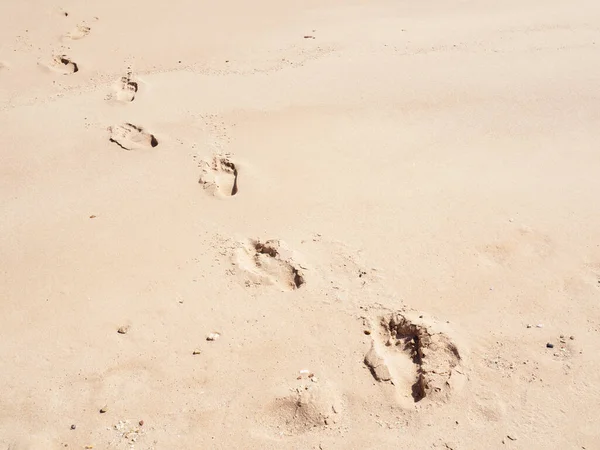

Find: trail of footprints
16;14;469;440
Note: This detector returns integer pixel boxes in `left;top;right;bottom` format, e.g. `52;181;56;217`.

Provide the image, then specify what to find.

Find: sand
1;0;600;448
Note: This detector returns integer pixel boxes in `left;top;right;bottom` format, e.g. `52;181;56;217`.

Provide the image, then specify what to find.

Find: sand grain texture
1;0;600;448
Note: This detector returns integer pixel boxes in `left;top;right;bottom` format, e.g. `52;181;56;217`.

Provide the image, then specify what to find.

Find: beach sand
1;0;600;448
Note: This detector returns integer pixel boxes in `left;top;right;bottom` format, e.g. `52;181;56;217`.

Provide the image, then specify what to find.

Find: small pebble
536;324;543;328
560;334;564;339
117;325;129;334
99;406;108;413
139;420;144;426
70;424;76;430
192;349;201;355
546;343;554;348
526;324;532;328
363;330;371;335
570;336;575;340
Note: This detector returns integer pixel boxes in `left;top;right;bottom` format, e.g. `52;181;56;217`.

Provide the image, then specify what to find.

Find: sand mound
265;380;342;436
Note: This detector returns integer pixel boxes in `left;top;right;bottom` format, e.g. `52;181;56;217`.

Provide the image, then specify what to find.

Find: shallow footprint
111;72;139;102
63;24;91;40
198;154;239;197
108;123;158;150
49;55;78;74
233;239;306;291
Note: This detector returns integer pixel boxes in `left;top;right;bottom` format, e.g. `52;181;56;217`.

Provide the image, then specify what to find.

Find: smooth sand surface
2;0;600;448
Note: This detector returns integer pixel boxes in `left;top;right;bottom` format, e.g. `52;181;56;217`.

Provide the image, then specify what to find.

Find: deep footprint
108;123;158;150
198;154;238;197
364;312;463;404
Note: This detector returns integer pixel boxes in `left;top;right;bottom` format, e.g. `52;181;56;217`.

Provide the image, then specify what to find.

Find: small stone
70;424;76;430
546;343;554;348
117;326;129;334
192;349;201;355
99;406;108;413
206;332;220;341
363;330;371;335
560;334;564;338
570;335;575;340
526;324;532;328
89;215;96;219
139;420;144;426
536;324;543;328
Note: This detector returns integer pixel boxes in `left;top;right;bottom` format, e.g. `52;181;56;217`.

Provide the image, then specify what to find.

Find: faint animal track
234;239;306;291
363;312;463;404
198;154;238;197
108;123;158;150
264;379;342;435
63;24;91;40
480;226;553;265
111;72;139;102
49;55;78;74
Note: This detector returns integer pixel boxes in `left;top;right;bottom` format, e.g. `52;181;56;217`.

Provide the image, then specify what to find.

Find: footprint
108;123;158;150
198;154;238;197
63;24;91;40
234;239;306;291
49;55;78;74
111;72;139;102
363;311;463;404
263;378;342;436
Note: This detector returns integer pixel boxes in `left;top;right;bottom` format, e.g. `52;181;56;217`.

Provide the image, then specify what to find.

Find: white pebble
206;332;221;341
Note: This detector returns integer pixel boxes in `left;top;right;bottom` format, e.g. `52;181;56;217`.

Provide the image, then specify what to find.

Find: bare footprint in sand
234;239;306;291
108;123;158;150
198;154;239;197
363;311;464;405
63;24;91;40
110;72;139;102
263;378;342;436
48;55;78;74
